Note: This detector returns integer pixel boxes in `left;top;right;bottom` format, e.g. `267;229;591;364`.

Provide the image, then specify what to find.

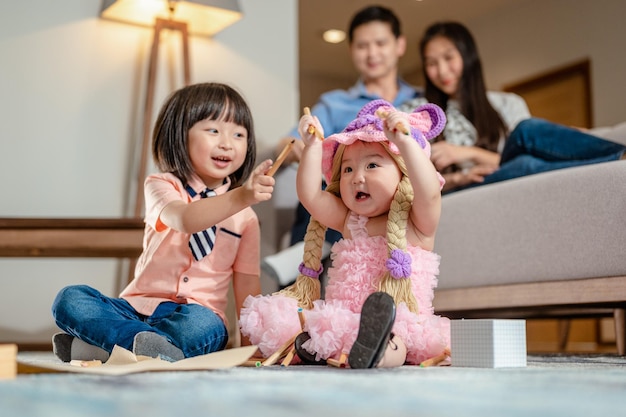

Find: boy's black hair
152;82;256;188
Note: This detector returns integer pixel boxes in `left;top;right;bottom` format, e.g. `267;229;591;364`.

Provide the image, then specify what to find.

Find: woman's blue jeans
51;285;228;358
482;117;626;185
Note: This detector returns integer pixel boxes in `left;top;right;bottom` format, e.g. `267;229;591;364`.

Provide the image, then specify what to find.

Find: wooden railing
0;218;144;258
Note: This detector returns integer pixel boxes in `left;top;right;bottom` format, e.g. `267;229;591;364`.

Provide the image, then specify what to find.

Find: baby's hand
381;110;411;146
298;114;324;146
242;159;274;204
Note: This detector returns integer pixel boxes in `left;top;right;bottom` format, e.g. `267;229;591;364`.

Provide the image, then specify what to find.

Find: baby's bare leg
376;334;407;368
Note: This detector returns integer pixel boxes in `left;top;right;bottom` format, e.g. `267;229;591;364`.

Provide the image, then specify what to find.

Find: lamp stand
134;17;191;217
124;18;192;288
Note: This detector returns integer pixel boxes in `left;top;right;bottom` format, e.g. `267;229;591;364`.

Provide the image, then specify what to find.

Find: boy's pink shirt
120;172;260;324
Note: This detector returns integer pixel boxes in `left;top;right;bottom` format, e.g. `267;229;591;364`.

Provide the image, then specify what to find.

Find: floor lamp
100;0;243;217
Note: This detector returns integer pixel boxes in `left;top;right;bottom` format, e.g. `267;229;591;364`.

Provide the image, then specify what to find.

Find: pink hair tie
386;249;412;279
298;262;323;279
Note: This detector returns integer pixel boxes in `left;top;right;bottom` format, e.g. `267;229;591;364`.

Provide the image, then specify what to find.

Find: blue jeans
51;285;228;358
457;118;625;191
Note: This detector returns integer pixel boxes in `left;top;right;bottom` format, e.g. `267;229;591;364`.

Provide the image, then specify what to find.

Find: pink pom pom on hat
321;99;447;186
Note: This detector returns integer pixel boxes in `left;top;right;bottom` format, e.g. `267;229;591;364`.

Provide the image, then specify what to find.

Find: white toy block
451;319;527;368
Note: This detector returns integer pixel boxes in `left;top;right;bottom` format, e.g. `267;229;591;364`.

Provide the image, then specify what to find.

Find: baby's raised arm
296;113;347;233
380;110;442;240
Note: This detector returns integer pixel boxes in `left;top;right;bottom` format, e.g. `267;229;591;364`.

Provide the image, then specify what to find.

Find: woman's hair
280;141;419;314
152;82;256;188
348;5;401;43
419;21;506;151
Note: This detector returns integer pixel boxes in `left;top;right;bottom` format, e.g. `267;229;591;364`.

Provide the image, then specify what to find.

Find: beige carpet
3;352;626;417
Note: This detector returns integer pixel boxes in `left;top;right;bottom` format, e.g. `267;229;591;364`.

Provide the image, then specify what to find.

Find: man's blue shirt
288;79;421;138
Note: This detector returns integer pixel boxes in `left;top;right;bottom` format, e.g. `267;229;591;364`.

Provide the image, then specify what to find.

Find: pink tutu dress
240;212;450;365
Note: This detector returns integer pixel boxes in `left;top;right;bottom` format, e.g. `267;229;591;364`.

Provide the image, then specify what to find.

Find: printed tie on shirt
185;185;218;261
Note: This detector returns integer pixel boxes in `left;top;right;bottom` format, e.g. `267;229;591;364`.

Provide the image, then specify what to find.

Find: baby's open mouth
356;191;369;200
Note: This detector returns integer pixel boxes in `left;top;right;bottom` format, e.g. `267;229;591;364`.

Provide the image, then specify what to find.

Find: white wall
0;0;297;344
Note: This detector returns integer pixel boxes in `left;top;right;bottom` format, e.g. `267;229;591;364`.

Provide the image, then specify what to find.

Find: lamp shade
100;0;242;36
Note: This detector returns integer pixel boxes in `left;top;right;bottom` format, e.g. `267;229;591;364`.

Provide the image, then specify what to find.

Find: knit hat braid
277;217;324;309
378;172;419;314
277;180;343;309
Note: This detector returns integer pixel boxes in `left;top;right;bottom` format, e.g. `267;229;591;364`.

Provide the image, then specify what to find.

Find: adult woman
401;21;625;193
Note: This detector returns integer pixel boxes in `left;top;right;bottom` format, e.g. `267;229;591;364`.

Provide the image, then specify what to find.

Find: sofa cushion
434;160;626;289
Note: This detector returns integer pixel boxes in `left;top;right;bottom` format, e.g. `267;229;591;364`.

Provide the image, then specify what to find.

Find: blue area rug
2;353;626;417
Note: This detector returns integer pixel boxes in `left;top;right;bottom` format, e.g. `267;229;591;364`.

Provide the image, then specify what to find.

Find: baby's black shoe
348;292;396;369
294;332;326;365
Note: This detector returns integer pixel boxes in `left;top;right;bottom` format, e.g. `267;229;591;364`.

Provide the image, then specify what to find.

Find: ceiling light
323;29;346;44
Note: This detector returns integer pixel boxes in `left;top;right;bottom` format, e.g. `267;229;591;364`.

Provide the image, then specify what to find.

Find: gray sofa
263;134;626;354
433;159;626;354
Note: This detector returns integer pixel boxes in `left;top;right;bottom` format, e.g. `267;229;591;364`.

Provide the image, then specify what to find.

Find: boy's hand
241;159;275;204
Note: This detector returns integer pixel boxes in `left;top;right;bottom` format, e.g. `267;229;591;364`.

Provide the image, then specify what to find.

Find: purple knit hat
322;99;446;185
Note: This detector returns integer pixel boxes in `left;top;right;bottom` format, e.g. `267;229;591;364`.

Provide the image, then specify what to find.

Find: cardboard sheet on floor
17;345;258;375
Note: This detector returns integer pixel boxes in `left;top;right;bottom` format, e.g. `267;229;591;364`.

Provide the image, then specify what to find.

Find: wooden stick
276;308;307;367
274;308;308;366
419;348;451;368
280;346;297;367
262;334;298;366
327;352;347;368
241;359;264;367
297;307;306;330
69;359;102;368
267;139;295;176
0;344;17;379
375;108;410;135
303;107;324;140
